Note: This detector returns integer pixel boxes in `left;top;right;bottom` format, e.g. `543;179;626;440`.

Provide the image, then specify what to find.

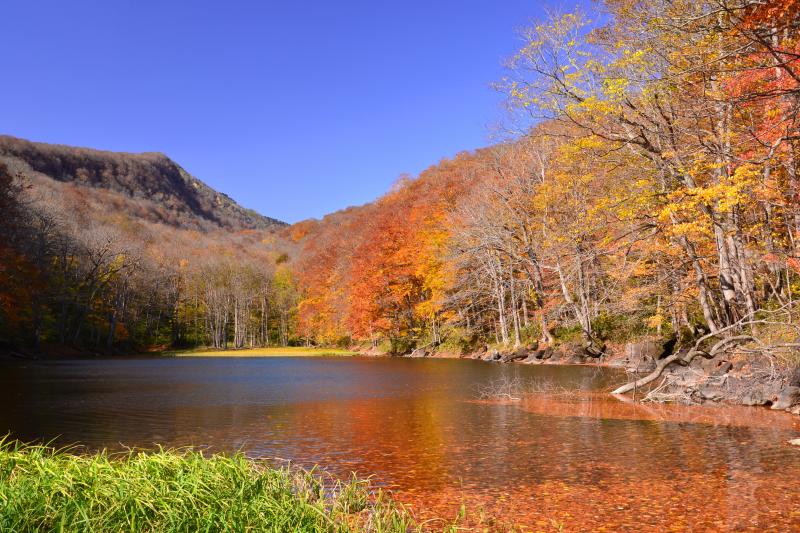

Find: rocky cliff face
0;135;284;231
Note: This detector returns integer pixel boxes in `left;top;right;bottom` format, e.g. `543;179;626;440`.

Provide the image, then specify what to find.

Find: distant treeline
0;160;298;354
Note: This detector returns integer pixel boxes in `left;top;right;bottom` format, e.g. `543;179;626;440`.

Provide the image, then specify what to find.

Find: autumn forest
2;0;800;373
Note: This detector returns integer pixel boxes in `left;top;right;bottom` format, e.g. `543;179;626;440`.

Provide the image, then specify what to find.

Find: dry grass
167;346;356;358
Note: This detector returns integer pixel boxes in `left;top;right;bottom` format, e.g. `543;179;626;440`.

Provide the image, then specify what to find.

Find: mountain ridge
0;135;285;231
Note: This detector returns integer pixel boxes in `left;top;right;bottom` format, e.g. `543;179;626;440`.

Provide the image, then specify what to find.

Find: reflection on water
1;357;799;531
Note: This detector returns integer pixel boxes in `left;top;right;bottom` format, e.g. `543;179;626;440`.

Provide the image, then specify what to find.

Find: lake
2;356;799;531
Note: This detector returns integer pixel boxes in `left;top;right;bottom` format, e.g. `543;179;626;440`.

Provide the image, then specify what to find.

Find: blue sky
0;1;582;223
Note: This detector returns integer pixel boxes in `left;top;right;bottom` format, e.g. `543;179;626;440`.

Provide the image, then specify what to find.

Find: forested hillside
0;136;283;231
291;0;800;390
0;139;294;354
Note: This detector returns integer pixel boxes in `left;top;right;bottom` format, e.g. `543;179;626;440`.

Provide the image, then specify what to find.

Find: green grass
166;346;357;358
0;440;448;532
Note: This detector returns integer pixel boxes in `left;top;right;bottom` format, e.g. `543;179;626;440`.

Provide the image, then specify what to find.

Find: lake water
2;356;799;531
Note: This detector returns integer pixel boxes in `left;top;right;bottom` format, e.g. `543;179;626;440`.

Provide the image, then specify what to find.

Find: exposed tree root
613;303;800;397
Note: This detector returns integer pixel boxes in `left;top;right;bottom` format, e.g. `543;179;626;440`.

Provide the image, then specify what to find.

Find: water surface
2;356;799;531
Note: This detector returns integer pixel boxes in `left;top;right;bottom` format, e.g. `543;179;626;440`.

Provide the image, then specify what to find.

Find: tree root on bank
612;303;800;397
611;334;754;395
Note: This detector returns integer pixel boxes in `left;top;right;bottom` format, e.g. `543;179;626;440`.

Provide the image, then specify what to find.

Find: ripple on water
1;357;799;531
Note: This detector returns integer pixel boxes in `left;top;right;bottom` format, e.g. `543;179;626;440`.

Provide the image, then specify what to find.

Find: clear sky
0;1;581;223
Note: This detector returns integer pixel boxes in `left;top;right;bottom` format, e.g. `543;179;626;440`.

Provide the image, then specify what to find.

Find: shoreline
355;342;800;416
0;346;357;360
166;346;357;357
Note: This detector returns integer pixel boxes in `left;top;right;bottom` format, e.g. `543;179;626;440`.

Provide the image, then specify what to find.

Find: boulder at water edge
771;386;800;411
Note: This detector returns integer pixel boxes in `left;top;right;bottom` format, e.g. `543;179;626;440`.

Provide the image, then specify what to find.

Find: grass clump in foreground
0;440;449;532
